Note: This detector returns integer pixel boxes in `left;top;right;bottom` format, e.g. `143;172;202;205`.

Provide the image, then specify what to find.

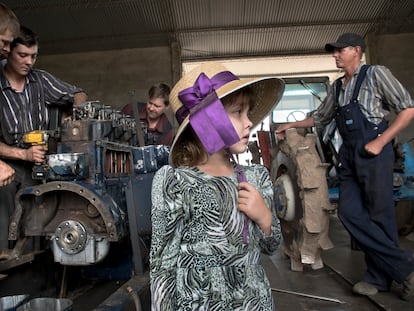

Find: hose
126;285;142;311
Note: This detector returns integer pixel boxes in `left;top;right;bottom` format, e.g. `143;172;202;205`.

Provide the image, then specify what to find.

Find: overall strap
335;64;370;104
352;64;369;101
335;79;342;104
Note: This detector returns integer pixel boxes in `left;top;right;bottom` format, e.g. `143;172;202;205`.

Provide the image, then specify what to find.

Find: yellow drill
22;130;50;180
23;130;49;146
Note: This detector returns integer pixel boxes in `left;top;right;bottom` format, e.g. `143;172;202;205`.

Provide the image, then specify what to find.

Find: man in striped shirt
276;33;414;301
0;26;87;251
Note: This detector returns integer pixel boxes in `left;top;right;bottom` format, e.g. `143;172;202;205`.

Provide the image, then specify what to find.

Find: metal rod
271;287;344;304
59;265;68;298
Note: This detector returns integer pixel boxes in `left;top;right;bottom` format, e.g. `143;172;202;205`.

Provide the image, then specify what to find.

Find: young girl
150;63;285;310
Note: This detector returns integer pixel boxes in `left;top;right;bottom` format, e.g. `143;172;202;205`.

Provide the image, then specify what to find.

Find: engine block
8;101;169;267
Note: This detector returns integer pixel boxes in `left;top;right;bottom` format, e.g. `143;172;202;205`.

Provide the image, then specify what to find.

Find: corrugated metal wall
5;0;414;60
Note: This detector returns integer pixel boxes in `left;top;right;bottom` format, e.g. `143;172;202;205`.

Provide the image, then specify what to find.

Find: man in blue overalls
276;33;414;301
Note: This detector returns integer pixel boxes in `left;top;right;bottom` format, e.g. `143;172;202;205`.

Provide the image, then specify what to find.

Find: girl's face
225;93;253;154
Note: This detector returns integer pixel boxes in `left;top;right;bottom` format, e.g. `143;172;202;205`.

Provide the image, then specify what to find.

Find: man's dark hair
10;25;38;50
148;83;171;106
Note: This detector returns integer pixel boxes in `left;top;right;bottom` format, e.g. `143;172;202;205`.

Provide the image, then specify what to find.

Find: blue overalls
335;65;414;290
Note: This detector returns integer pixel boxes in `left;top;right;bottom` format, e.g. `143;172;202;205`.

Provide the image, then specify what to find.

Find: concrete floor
2;214;413;310
92;214;414;310
265;214;414;311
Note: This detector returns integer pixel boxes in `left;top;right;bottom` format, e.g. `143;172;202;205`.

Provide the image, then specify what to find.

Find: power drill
22;130;50;180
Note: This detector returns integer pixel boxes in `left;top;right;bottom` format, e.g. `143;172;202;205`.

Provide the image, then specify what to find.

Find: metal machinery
255;77;414;272
0;102;169;277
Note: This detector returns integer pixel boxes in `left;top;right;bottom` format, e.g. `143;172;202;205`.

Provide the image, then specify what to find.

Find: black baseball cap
325;33;366;52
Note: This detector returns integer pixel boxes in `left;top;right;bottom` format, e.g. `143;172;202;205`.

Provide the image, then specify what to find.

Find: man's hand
0;160;14;186
364;139;384;156
74;92;88;105
275;124;291;141
275;117;315;141
25;145;47;163
237;181;272;236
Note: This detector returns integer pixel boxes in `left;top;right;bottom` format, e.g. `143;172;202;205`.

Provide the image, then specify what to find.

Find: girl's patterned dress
150;164;281;310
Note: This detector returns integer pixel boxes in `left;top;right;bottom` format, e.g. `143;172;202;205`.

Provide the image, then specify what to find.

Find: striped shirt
313;64;414;128
0;68;84;146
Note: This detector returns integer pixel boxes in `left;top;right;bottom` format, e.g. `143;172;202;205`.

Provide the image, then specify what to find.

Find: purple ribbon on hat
177;71;241;155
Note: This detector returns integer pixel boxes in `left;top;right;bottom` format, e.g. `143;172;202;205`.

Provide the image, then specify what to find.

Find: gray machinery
0;101;168;275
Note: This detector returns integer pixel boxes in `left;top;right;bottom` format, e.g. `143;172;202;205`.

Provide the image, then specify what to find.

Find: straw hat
170;62;285;155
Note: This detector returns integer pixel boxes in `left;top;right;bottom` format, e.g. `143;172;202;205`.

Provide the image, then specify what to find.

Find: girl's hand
238;181;272;235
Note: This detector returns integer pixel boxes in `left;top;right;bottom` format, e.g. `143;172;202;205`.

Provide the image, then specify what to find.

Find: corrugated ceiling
3;0;414;60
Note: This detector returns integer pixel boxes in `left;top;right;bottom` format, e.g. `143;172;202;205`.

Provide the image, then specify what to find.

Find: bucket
0;295;30;311
16;298;72;311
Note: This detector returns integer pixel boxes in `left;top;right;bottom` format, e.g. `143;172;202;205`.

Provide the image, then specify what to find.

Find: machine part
51;219;110;266
59;265;68;298
286;110;307;122
47;153;89;180
85;203;100;218
256;130;272;169
126;285;142;311
131;100;145;147
54;220;88;254
395;200;414;235
22;130;49;146
3;101;165;275
247;140;262;165
124;173;155;274
8;181;124;266
0;295;31;310
94;274;151;311
274;174;295;221
23;130;51;180
271;128;335;271
10;181;125;242
391;141;414;235
51;233;110;265
16;298;73;311
0;238;38;272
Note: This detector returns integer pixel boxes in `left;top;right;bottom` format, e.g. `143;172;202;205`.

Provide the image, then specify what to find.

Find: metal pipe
271;287;344;304
126;285;142;311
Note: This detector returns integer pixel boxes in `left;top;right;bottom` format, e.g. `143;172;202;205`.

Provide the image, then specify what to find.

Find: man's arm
38;70;87;106
275;116;315;140
61;91;88;119
365;66;414;155
365;107;414;155
0;142;47;163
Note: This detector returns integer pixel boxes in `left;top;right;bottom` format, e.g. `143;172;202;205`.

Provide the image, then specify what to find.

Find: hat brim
325;42;348;52
170;76;285;158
